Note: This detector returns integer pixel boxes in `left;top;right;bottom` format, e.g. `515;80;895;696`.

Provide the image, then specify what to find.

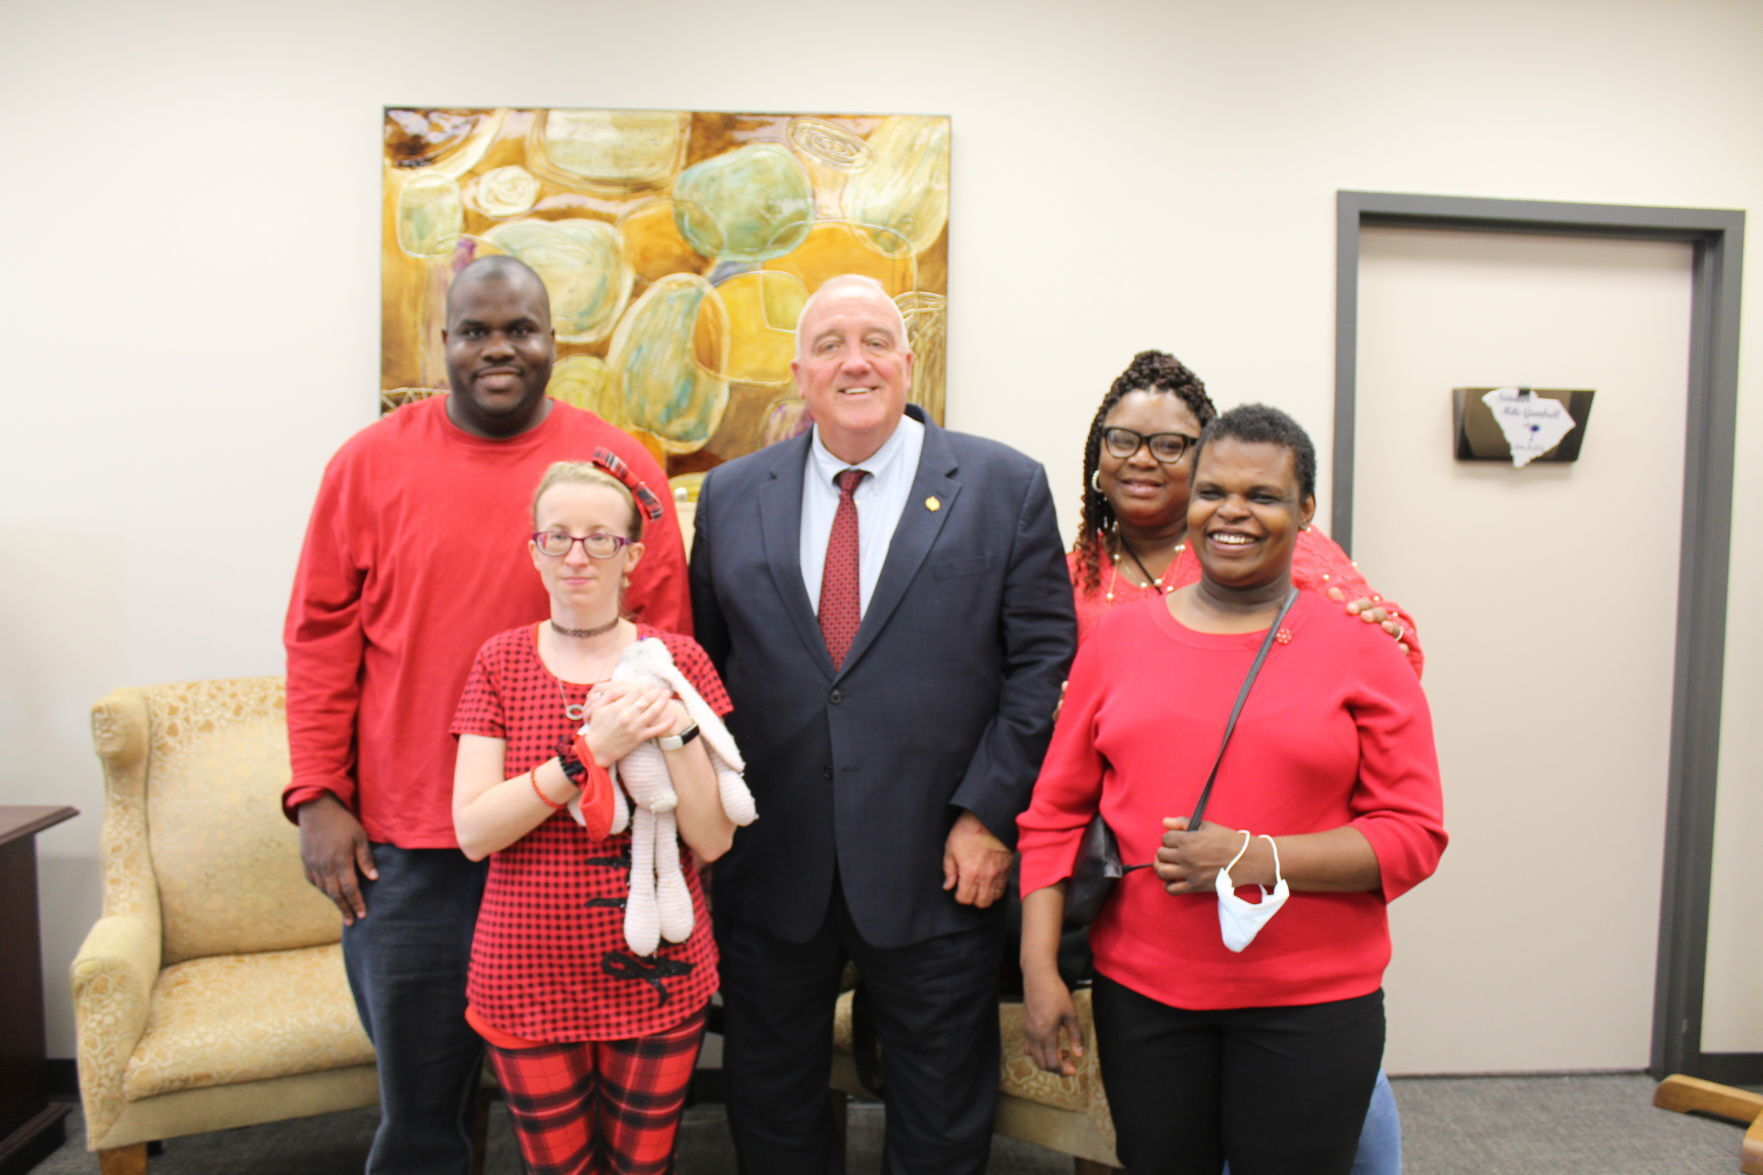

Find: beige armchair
72;678;377;1174
831;984;1122;1173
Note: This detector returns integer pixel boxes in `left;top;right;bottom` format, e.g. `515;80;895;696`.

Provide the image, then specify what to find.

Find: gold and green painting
381;107;949;491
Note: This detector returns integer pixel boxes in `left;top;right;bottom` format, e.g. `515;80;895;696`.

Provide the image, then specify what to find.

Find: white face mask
1216;831;1289;952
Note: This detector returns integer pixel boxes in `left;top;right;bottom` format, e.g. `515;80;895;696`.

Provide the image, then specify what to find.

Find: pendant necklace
558;680;589;723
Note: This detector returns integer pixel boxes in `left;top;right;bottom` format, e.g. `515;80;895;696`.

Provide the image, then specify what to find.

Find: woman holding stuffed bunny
1069;349;1421;672
1018;406;1446;1175
452;461;737;1175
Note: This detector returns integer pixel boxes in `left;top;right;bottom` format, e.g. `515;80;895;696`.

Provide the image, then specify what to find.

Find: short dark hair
1195;403;1316;502
445;253;549;320
1073;350;1218;591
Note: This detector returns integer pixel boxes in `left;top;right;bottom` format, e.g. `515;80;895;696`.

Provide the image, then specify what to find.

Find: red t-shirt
452;624;730;1041
282;395;692;847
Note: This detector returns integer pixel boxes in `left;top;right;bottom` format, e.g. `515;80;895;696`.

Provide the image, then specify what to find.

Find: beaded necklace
1103;532;1186;603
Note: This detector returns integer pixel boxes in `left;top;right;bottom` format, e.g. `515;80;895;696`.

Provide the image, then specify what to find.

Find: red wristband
529;770;567;812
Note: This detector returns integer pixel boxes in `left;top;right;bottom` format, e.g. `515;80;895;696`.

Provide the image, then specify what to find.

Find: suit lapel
756;434;838;675
839;419;960;674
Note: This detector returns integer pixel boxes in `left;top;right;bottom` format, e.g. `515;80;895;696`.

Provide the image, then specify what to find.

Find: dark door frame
1332;191;1746;1080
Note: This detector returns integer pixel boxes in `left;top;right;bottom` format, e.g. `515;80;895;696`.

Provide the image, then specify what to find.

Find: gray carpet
34;1074;1755;1173
1398;1074;1747;1174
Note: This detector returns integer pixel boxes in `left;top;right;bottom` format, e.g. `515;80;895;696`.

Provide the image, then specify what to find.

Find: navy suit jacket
690;407;1076;948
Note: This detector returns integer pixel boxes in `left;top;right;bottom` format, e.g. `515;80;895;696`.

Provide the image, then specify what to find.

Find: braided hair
1074;350;1217;592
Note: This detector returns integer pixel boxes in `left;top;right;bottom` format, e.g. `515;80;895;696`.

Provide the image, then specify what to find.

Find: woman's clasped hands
579;677;679;764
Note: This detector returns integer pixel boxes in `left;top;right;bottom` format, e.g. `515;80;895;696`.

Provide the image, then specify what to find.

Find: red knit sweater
1018;592;1446;1010
282;396;690;847
453;625;730;1040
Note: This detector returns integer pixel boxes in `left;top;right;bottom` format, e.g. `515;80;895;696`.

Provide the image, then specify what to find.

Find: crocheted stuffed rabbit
573;638;755;956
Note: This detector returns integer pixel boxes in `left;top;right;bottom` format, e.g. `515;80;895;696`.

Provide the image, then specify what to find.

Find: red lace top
1066;527;1424;677
451;624;731;1041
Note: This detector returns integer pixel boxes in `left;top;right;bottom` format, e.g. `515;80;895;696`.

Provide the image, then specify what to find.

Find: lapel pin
925;496;941;512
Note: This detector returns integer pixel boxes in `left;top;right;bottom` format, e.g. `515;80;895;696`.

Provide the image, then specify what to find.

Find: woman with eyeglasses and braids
1068;350;1422;677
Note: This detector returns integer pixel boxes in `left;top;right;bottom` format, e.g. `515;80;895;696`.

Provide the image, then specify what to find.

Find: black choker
551;616;620;639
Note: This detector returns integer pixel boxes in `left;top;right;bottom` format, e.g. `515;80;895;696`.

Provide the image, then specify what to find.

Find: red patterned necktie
819;468;868;669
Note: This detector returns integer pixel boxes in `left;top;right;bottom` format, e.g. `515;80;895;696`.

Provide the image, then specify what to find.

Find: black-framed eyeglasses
1101;426;1198;464
531;531;632;559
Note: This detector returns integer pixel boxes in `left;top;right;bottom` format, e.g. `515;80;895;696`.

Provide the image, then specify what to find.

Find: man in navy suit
690;274;1075;1173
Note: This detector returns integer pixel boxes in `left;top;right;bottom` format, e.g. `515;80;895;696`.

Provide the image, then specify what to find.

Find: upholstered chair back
96;677;340;965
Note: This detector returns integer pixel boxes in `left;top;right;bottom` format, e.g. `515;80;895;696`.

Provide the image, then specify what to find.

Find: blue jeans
342;845;488;1175
1352;1069;1402;1175
1220;1068;1400;1175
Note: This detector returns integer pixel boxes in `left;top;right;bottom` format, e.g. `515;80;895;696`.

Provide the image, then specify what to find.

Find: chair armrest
71;913;160;1141
89;688;161;922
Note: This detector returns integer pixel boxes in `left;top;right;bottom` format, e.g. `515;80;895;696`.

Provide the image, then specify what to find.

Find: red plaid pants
484;1005;707;1175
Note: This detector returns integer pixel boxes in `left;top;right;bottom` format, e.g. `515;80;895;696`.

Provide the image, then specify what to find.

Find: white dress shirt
799;413;925;616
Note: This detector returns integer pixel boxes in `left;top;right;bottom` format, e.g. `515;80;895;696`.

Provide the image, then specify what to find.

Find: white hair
794;274;909;357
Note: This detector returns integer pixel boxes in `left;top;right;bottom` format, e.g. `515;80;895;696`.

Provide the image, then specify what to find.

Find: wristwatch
656;723;700;751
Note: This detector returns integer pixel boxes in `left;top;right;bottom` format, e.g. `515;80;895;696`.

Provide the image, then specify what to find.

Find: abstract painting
381;107;950;496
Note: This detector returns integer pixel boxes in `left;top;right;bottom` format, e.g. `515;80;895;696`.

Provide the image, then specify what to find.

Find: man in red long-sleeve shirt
282;254;689;1174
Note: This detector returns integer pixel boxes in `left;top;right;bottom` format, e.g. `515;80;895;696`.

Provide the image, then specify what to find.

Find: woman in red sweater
451;462;735;1175
1019;406;1446;1175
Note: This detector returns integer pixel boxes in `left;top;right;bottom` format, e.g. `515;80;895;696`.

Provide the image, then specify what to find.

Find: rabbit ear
707;742;758;827
664;670;744;772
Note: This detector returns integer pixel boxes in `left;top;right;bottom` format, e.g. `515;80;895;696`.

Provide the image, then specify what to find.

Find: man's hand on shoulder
297;794;378;925
942;810;1012;909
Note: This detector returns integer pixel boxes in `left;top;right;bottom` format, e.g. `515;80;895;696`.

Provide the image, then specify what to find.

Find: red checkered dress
451;624;729;1042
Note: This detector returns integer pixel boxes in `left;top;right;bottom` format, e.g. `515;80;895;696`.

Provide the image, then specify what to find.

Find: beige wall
3;0;1759;1063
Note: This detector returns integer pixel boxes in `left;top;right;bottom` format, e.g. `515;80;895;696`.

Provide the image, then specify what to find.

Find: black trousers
716;881;1002;1175
1091;976;1384;1175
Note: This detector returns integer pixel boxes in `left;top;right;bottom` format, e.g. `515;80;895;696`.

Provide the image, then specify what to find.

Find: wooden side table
0;806;77;1175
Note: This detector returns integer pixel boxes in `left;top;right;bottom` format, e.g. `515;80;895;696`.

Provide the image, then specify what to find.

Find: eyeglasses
531;531;632;559
1101;427;1198;464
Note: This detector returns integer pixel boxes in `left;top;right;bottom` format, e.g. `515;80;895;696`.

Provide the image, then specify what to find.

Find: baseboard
1694;1052;1763;1086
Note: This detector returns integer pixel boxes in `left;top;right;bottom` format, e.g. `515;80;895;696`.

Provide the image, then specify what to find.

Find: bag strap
1187;586;1298;831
